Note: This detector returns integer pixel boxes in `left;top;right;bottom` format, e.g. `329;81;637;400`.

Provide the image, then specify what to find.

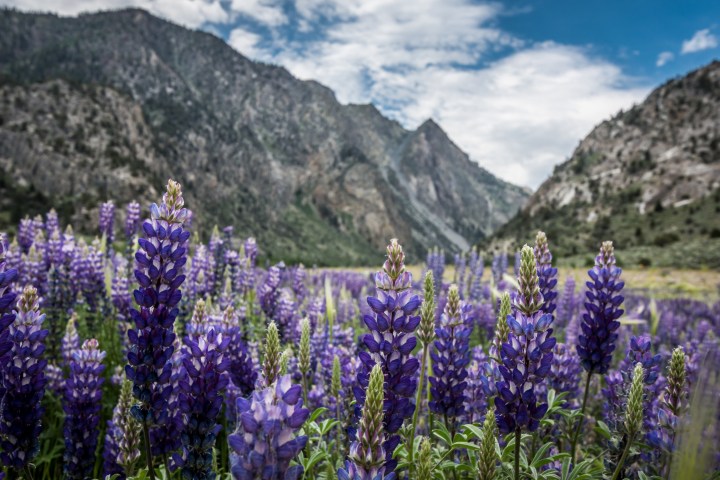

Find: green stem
143;420;156;480
22;465;34;480
409;343;429;465
570;373;592;462
611;434;634;480
514;429;521;480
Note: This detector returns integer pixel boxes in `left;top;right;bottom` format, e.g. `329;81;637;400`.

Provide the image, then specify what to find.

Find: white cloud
228;28;267;59
240;1;648;188
681;28;718;54
229;0;286;27
656;51;674;66
0;0;231;27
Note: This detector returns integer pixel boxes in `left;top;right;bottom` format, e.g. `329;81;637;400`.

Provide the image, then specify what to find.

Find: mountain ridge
0;7;529;265
489;60;720;268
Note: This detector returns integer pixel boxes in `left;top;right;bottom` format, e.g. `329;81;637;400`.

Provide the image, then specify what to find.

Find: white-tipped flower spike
262;321;281;386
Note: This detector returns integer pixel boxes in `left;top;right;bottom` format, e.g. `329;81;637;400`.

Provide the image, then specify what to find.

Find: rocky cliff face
0;8;529;265
491;61;720;267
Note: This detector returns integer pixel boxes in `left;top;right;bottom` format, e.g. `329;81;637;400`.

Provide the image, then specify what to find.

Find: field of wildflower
0;179;718;480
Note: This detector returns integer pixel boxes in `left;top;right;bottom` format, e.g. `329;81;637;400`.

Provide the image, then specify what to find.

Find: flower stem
611;434;634;480
410;343;429;464
514;428;521;480
143;420;156;480
570;373;592;462
23;465;34;480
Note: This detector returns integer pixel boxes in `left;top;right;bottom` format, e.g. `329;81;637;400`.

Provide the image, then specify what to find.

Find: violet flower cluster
577;241;625;375
429;284;472;427
0;286;48;471
63;339;106;480
228;375;309;480
125;179;190;429
176;327;230;479
494;245;556;434
355;239;421;472
533;231;558;318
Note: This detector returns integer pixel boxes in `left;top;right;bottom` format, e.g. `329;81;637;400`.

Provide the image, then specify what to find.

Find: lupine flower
625;362;645;439
429;285;471;428
125;201;141;241
176;327;230;479
259;264;283;320
355;239;421;472
339;364;396;480
17;217;35;254
293;264;307;304
99;200;116;244
61;313;80;367
426;247;444;294
229;375;309;480
555;277;577;331
477;409;498;480
104;379;142;479
64;339;106;480
220;306;257;399
577;241;625;374
0;286;48;471
417;271;436;347
649;347;687;454
533;232;558;317
546;343;582;406
0;239;18;398
125;180;189;444
494;245;556;434
468;251;484;302
492;292;512;353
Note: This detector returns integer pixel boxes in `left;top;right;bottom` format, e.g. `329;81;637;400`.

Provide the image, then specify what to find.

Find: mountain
490;61;720;268
0;8;529;265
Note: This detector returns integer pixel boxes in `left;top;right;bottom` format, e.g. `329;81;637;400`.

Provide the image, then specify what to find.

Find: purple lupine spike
112;262;132;319
125;201;141;241
293;264;307;305
464;347;490;425
228;375;309;480
259;263;283;320
544;343;582;407
222;306;258;399
426;247;444;294
45;209;59;236
555;276;577;331
468;251;484;301
17;217;35;254
429;285;472;430
63;339;106;480
514;250;521;277
99;201;116;244
61;314;80;367
125;179;190;433
577;241;625;375
534;232;558;317
275;289;297;341
494;245;556;435
0;286;48;471
355;239;421;473
175;327;230;479
149;323;186;458
103;379;141;479
0;239;18;408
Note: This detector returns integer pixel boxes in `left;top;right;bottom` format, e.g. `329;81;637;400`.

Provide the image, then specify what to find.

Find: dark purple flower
494;245;556;435
228;375;309;480
175;327;230;479
125;179;190;430
429;285;471;428
355;239;421;472
99;200;116;244
125;201;141;241
0;286;48;471
576;241;624;375
63;339;106;480
534;231;558;317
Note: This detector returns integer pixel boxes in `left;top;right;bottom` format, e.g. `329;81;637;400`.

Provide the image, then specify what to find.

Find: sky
2;0;719;189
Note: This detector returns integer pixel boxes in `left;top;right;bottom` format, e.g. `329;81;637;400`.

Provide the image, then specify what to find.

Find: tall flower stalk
494;245;556;480
611;363;645;480
0;286;48;479
572;241;624;459
355;239;421;473
63;339;106;480
339;364;396;480
429;284;471;436
125;179;190;480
